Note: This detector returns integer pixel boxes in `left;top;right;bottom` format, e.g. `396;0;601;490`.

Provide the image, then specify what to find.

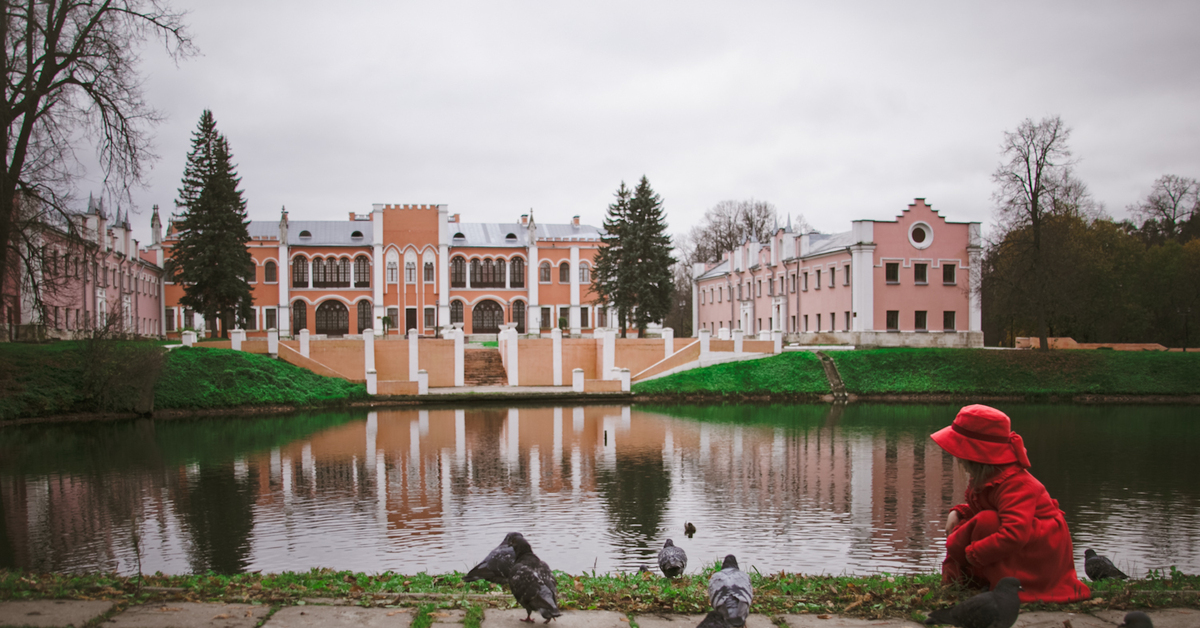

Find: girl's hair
959;459;1000;488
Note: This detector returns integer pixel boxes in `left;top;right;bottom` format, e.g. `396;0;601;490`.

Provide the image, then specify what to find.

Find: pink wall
872;200;972;332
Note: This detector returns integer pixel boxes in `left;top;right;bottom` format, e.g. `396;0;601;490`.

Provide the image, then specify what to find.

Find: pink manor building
693;199;983;347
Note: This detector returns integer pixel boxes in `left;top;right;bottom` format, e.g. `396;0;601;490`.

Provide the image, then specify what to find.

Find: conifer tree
167;110;254;337
593;177;675;337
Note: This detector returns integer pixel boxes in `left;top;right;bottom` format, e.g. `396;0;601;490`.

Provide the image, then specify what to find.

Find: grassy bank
831;348;1200;396
0;342;367;420
632;352;831;397
0;567;1194;620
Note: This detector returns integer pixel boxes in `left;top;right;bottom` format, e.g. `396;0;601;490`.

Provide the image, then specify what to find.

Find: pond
1;403;1197;578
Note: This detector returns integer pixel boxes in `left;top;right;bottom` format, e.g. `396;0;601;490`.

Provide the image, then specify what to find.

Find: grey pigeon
463;532;520;586
696;610;729;628
506;533;562;623
925;576;1022;628
1084;549;1128;581
1119;611;1153;628
658;539;687;578
708;554;752;628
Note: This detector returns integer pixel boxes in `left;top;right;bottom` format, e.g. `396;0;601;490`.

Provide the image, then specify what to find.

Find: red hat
931;404;1031;468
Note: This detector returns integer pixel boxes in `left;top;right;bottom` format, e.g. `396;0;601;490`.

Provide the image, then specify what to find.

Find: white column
613;368;630;392
505;327;519;386
528;241;540;331
733;328;744;353
279;242;291;337
373;208;386;336
268;328;279;355
364;328;375;374
417;369;428;395
551;327;563;386
230;328;245;351
569;246;580;335
850;221;876;332
408;328;419;381
572;368;584;393
699;328;711;356
300;328;310;357
968;224;983;333
662;327;674;358
453;326;465;386
718;327;731;340
366;369;377;395
773;329;783;354
182;330;196;346
602;327;615;380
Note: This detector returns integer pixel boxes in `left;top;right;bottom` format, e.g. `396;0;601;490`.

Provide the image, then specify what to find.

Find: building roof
696;259;730;280
803;230;855;257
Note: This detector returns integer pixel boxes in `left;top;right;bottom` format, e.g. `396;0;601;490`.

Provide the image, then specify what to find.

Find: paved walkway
0;600;1195;628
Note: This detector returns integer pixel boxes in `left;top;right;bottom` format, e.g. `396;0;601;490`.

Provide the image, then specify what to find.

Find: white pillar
968;224;983;333
718;327;731;340
572;368;585;393
733;328;744;353
278;241;291;337
408;328;419;381
773;329;783;354
699;327;711;356
373;208;386;336
453;325;465;386
364;328;375;374
505;327;519;386
602;327;615;380
299;328;310;358
528;240;540;331
230;328;245;351
551;327;563;386
268;328;279;355
366;369;378;395
182;330;196;347
417;369;429;395
569;246;581;336
613;368;630;392
662;327;674;358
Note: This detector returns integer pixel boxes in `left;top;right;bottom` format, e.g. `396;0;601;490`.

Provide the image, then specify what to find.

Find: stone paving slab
266;605;413;628
635;614;776;628
1088;607;1200;628
781;613;922;627
103;603;270;628
430;609;466;627
0;600;114;628
483;609;628;628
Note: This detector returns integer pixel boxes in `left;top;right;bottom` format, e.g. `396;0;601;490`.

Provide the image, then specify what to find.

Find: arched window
470;259;483;284
405;261;417;284
559;262;570;283
293;300;307;331
292;258;309;288
510;257;525;288
315;300;349;336
387;261;399;284
451;257;466;287
579;262;591;284
513;300;526;333
337;258;350;286
539;261;551;283
423;261;434;282
496;259;506;286
354;256;370;288
357;301;372;333
265;261;277;283
450;300;464;324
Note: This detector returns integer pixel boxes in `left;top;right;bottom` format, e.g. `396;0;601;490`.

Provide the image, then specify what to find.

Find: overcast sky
98;0;1200;248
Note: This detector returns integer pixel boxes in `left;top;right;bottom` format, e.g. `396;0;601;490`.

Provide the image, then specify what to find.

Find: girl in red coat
932;404;1090;603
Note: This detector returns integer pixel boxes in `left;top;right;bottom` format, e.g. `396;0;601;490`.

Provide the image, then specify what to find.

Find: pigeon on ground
658;539;687;578
1084;549;1128;581
506;533;562;623
708;554;752;627
696;610;729;628
1119;611;1153;628
685;522;697;538
924;577;1022;628
462;532;520;586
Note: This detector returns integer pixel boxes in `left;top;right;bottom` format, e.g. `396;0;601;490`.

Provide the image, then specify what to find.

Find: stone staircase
464;348;509;386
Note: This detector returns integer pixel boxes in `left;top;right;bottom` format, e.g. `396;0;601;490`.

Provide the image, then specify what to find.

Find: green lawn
831;348;1200;396
632;351;831;396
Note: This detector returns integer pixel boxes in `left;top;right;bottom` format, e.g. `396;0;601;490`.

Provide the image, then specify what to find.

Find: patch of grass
632;352;831;396
463;603;485;628
154;347;367;410
831;348;1200;396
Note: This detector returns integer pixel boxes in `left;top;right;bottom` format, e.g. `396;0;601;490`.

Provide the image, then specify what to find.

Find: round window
908;222;933;249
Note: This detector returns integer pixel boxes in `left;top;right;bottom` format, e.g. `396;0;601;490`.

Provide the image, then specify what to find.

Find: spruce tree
593;182;633;334
593;177;675;337
167;110;254;338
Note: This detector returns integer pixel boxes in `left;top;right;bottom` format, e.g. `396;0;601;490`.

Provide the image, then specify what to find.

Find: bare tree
1128;174;1199;243
686;199;812;264
1;0;194;322
990;115;1078;350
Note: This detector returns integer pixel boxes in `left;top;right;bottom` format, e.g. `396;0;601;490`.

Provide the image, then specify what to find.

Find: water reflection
1;404;1197;577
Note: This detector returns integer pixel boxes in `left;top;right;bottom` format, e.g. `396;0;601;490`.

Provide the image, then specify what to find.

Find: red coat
950;464;1091;603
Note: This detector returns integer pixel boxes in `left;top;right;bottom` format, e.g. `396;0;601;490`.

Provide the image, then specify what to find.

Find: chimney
521;214;528;225
451;213;460;223
572;215;580;228
349;212;356;221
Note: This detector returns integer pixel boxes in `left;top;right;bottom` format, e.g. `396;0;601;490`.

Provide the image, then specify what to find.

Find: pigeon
685;522;697;538
696;610;729;628
1118;611;1153;628
658;539;687;578
463;532;520;586
1083;549;1128;581
925;577;1022;628
708;554;752;628
506;532;562;623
